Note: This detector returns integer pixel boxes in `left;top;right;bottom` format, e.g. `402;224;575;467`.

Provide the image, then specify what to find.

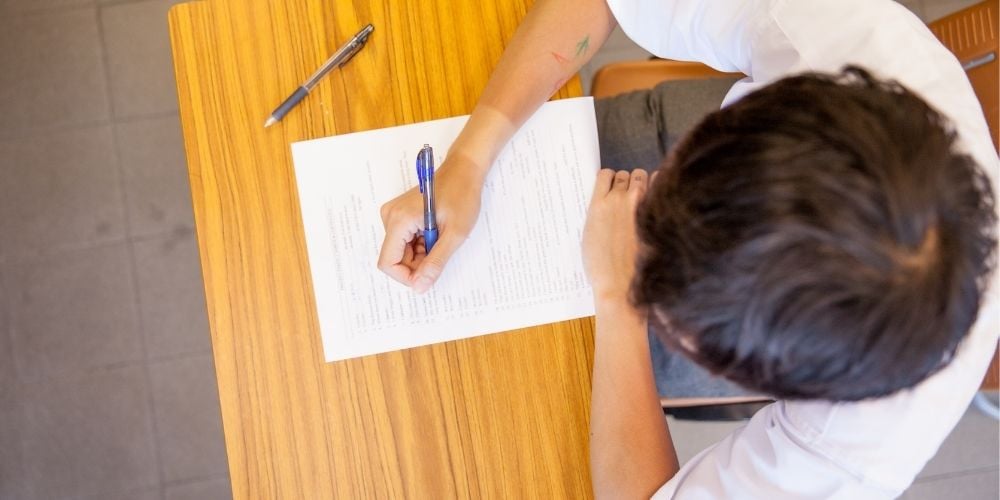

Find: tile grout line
0;260;28;498
0;109;181;144
11;350;214;388
161;472;230;489
93;4;168;497
913;465;1000;483
50;472;229;500
1;224;194;266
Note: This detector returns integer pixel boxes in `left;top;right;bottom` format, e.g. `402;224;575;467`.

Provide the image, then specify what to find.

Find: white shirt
604;0;1000;498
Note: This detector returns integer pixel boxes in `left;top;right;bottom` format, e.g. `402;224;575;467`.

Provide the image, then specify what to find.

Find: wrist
594;292;642;317
594;295;647;339
440;149;490;187
448;104;516;179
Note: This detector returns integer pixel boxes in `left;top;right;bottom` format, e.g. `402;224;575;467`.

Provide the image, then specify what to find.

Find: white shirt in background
604;0;1000;497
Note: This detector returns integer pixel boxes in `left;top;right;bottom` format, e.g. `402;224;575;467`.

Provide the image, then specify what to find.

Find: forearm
590;298;678;499
448;0;616;182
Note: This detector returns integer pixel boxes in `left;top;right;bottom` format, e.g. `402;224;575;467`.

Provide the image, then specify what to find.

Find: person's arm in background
377;0;617;293
583;169;679;498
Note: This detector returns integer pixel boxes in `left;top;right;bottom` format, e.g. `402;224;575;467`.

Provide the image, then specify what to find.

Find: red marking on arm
551;51;570;65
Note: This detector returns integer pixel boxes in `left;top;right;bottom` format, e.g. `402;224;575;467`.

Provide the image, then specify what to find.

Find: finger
379;202;391;225
612;169;631;191
407;237;427;268
629;168;648;197
415;236;427;257
411;231;466;293
402;240;415;264
377;220;420;285
402;239;431;270
591;168;616;202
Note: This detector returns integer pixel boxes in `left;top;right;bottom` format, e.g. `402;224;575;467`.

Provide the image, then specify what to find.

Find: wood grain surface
168;0;594;498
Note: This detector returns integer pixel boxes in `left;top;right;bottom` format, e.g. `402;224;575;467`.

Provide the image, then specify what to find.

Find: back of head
633;67;997;401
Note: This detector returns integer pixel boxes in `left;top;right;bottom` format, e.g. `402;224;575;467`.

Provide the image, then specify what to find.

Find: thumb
411;231;466;293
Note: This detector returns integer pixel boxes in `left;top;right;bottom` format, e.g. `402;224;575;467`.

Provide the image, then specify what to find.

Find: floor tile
602;25;643;52
0;267;14;409
0;125;126;258
19;365;158;499
901;469;999;499
665;416;747;464
0;7;109;135
6;242;142;380
133;229;211;358
73;486;163;500
0;407;25;500
918;405;1000;478
150;354;228;483
165;477;232;500
100;0;184;117
0;0;92;13
116;114;194;236
923;0;983;22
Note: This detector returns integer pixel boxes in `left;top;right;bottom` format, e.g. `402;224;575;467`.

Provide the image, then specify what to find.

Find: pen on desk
264;23;374;128
416;145;439;253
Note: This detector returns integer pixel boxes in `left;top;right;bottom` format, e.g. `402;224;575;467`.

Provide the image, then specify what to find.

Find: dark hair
633;67;997;401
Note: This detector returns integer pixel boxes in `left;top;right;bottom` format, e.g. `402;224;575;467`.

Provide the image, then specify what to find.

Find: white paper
292;97;599;361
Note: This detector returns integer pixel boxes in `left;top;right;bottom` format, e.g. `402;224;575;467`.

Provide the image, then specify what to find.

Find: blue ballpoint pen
416;145;439;253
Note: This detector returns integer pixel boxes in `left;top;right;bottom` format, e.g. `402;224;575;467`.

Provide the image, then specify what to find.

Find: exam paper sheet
292;97;599;361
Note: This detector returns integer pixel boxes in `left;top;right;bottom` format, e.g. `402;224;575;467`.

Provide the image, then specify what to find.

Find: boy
378;0;999;496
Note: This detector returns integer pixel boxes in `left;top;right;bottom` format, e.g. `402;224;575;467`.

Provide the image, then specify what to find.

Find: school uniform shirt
604;0;1000;497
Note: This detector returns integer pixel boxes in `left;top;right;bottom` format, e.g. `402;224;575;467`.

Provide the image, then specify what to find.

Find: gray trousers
593;78;755;399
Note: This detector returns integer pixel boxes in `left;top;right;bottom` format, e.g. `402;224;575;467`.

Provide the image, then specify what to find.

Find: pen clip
339;41;364;66
339;25;374;67
416;153;425;194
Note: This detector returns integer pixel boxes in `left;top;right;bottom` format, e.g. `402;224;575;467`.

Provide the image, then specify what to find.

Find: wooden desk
168;0;594;497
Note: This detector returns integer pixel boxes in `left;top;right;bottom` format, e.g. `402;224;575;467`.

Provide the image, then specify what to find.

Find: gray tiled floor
0;126;125;257
132;231;210;358
0;0;996;499
0;0;227;498
148;355;227;484
100;0;181;117
115;115;194;238
0;8;109;136
8;242;141;381
18;365;158;498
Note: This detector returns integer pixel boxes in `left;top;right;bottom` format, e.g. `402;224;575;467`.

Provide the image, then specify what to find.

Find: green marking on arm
574;35;590;58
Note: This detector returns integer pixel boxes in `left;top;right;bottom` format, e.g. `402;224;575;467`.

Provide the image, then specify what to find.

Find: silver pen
264;24;374;128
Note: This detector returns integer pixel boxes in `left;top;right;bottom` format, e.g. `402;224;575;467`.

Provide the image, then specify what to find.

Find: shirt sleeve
603;0;771;74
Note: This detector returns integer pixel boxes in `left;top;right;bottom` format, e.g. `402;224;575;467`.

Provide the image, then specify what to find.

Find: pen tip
264;117;276;128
